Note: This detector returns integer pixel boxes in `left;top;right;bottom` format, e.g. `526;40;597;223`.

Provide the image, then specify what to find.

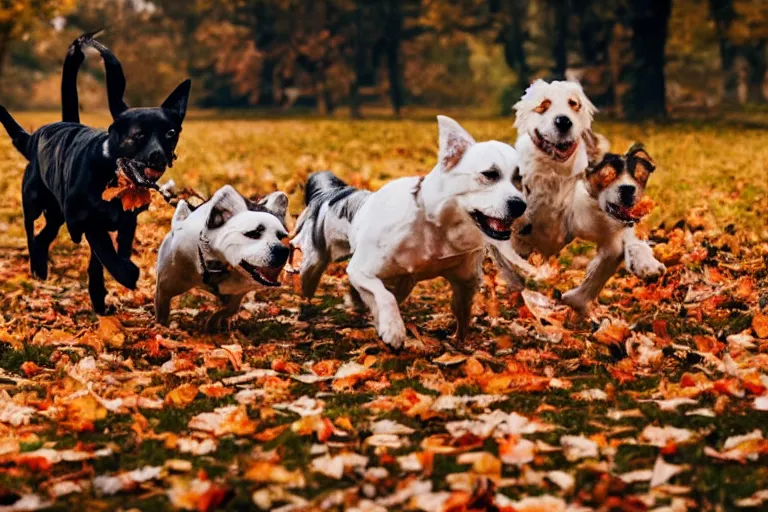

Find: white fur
155;185;289;330
295;116;531;349
506;80;665;314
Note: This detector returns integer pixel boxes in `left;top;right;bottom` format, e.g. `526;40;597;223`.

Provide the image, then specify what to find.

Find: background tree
0;0;75;83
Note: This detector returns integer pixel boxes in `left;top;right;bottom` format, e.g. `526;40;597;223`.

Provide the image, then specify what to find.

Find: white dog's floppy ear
171;200;192;230
437;115;476;171
573;82;597;121
206;185;247;229
256;191;289;222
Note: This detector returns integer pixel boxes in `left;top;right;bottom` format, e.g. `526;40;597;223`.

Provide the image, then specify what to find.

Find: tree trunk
349;2;364;118
745;41;767;104
709;0;741;104
500;0;530;89
551;0;568;80
0;24;12;92
385;0;404;117
621;0;672;120
572;0;614;108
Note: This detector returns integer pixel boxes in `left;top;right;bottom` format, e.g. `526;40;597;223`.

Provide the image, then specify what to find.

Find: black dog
0;33;191;314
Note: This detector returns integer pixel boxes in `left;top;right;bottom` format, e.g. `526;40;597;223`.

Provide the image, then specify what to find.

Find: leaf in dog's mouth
102;159;162;211
102;169;152;211
607;196;655;223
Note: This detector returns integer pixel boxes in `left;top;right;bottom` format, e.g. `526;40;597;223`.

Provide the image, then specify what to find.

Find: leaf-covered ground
0;113;767;511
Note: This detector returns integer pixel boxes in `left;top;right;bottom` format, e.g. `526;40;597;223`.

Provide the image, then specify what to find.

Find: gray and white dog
292;116;535;349
155;185;290;331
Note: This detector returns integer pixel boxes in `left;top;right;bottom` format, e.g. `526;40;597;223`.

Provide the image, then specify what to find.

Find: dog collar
197;245;229;286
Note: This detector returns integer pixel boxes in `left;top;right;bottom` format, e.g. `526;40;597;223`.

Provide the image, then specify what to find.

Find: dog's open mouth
605;202;639;224
605;196;654;225
469;210;513;240
239;260;282;287
533;130;578;162
117;158;165;189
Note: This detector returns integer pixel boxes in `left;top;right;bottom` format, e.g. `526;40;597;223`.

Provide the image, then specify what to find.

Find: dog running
0;33;191;314
498;79;665;313
155;185;291;331
292;116;536;349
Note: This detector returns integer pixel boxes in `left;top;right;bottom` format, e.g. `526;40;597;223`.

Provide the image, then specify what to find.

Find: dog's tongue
486;217;510;232
145;168;164;181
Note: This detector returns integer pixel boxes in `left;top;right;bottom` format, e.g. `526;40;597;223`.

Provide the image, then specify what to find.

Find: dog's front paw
561;289;590;316
625;244;666;281
378;316;407;351
116;260;140;290
30;256;48;281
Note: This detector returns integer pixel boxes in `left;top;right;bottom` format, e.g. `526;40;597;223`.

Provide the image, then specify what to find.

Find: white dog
155;185;290;331
500;79;665;313
292;116;534;349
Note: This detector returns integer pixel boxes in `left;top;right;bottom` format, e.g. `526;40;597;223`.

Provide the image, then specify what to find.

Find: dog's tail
0;106;31;159
62;30;129;123
292;171;371;297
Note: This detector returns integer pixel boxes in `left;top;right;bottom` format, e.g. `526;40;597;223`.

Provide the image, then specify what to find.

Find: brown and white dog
497;79;665;313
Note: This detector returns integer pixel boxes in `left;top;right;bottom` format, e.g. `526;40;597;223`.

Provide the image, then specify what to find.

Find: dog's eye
534;100;551;114
166;129;177;139
568;99;581;112
633;165;650;183
511;167;523;191
243;226;265;239
481;169;501;182
133;132;144;141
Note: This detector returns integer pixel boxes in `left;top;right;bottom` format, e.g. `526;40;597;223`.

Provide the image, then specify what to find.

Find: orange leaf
102;169;152;211
753;313;768;338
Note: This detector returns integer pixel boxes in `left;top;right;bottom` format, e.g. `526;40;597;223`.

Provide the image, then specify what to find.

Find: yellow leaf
165;384;199;407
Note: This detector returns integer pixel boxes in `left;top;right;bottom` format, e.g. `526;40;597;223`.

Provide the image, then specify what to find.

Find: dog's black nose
269;244;290;267
506;198;527;219
148;150;167;169
618;185;636;206
554;115;572;133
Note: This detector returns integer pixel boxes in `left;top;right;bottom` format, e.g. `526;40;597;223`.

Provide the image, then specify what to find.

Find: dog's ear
206;185;247;230
255;192;289;223
172;200;192;230
162;79;192;122
437;115;476;172
571;81;597;122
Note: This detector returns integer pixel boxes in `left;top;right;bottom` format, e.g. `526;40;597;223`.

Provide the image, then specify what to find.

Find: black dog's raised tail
0;106;30;159
61;30;128;123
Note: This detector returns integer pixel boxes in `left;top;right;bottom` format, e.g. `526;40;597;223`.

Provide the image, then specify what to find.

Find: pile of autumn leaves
0;202;767;511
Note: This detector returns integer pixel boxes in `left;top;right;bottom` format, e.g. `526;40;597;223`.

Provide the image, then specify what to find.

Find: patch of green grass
0;343;56;373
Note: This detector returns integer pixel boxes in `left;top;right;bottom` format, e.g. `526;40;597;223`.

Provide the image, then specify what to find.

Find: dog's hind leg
447;256;482;342
88;249;109;314
299;248;330;299
21;195;43;279
562;235;623;315
30;207;65;280
347;262;406;350
85;229;139;290
205;294;245;333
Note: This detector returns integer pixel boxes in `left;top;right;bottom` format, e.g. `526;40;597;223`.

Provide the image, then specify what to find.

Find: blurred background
0;0;766;120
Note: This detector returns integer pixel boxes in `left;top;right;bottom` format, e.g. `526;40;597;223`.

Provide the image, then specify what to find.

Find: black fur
0;33;191;314
295;171;371;253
